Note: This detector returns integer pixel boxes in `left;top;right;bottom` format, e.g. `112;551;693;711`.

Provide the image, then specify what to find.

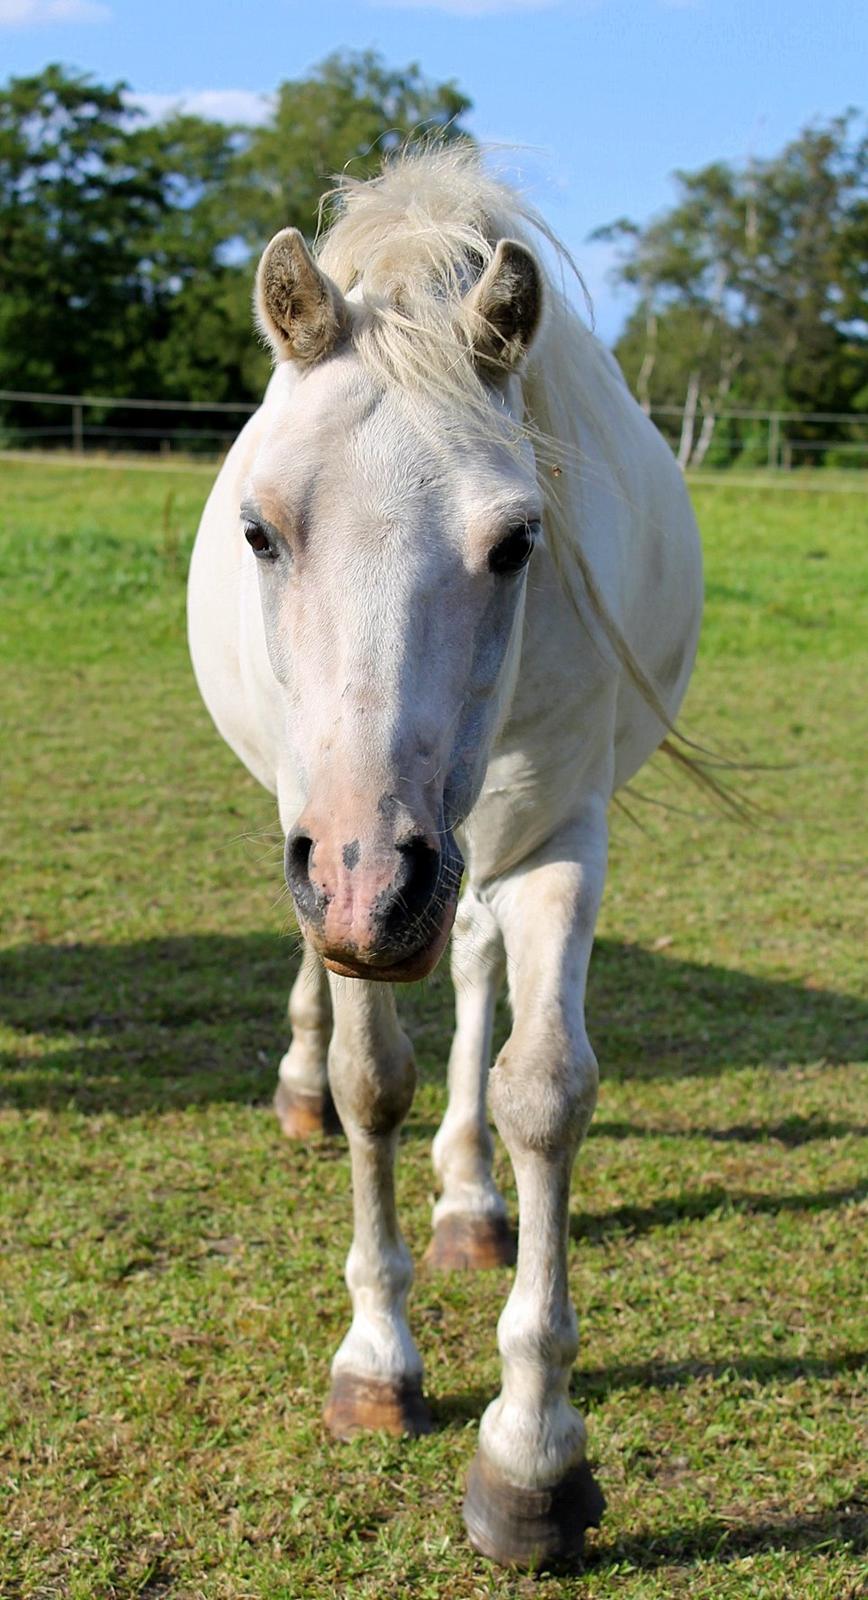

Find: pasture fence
1;387;867;475
647;403;868;473
0;389;257;458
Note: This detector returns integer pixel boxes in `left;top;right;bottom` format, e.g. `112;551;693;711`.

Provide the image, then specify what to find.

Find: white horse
188;146;702;1568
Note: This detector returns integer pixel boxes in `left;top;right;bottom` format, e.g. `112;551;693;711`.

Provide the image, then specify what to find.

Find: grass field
0;457;866;1600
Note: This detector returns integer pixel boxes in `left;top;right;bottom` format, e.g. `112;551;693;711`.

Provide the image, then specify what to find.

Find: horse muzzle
284;822;463;982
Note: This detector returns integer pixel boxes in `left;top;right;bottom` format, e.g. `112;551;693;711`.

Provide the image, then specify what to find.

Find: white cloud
0;0;110;21
130;89;273;126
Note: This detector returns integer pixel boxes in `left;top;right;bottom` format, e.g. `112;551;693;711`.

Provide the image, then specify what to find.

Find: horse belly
612;458;703;789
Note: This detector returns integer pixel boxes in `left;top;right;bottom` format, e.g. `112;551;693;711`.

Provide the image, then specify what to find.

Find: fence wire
1;388;866;474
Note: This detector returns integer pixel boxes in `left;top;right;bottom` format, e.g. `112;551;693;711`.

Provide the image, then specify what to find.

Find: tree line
1;60;865;465
0;56;468;421
602;112;868;467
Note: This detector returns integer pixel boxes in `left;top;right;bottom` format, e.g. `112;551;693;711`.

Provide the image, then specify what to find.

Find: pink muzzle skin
285;816;462;982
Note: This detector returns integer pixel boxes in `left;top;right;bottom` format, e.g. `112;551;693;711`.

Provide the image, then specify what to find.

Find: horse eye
244;521;275;559
488;521;540;576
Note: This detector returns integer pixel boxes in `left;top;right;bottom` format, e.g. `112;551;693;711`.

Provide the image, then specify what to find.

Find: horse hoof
422;1212;516;1272
463;1449;605;1569
274;1080;342;1139
324;1372;433;1440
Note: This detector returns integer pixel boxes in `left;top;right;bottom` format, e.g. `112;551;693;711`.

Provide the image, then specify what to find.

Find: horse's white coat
431;886;507;1229
277;940;331;1102
188;149;702;1526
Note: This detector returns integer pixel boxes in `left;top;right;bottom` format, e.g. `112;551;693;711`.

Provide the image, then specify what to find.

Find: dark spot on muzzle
342;839;360;871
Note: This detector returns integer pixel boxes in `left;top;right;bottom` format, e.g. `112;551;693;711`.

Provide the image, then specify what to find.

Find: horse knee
329;1031;416;1135
489;1031;598;1155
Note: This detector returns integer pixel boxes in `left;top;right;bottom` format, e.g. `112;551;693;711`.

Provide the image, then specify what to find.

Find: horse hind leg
274;940;341;1137
423;887;515;1272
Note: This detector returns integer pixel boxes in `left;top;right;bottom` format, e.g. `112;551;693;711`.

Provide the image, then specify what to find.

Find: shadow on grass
0;933;865;1115
433;1348;867;1428
589;1501;867;1572
575;1347;868;1401
591;1115;868;1144
569;1180;868;1242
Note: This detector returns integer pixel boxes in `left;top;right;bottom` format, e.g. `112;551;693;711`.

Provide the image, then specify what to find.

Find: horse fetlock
275;1029;340;1137
431;1111;494;1185
496;1302;579;1376
345;1240;414;1304
432;1177;505;1227
278;1035;326;1085
479;1390;587;1490
287;988;331;1040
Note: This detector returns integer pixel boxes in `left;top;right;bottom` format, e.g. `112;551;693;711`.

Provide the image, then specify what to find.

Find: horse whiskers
216;825;285;854
270;882;295;914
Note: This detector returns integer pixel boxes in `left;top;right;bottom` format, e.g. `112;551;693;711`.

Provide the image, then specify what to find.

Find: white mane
315;144;626;517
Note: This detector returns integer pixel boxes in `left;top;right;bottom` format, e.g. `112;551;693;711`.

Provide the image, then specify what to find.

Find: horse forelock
312;145;627;521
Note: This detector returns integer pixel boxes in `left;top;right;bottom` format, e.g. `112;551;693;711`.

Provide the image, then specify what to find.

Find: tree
596;113;868;466
0;64;246;422
0;55;473;435
226;50;471;248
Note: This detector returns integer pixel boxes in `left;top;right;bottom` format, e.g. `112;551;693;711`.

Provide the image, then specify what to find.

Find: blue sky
3;0;865;341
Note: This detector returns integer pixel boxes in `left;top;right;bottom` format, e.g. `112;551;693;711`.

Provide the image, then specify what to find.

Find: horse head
242;226;544;980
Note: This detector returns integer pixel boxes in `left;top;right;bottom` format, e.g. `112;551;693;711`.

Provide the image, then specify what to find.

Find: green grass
1;457;866;1599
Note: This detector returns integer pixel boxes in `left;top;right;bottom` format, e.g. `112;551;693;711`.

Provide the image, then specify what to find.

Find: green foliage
599;113;868;463
228;49;471;246
0;56;473;426
0;459;866;1596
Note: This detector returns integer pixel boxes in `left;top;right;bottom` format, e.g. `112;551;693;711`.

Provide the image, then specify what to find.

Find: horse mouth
317;892;458;984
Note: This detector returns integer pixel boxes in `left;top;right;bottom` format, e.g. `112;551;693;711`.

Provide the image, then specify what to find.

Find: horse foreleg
424;887;514;1271
463;804;607;1568
274;940;340;1137
323;977;430;1439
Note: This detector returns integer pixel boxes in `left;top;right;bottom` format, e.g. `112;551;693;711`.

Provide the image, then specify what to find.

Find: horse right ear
255;228;350;366
466;238;544;373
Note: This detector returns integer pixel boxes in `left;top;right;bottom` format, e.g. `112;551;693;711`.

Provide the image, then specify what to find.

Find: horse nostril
285;830;322;924
395;835;441;923
286;830;313;887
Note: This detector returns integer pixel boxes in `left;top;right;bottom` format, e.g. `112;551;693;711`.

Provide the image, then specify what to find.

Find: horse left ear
255;227;350;366
466;239;544;373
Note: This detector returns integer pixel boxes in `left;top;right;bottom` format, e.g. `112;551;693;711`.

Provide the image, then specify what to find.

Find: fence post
767;413;780;471
72;402;84;455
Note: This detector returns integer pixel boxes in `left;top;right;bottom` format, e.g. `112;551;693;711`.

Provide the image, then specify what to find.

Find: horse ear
255;228;349;366
466;238;543;372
